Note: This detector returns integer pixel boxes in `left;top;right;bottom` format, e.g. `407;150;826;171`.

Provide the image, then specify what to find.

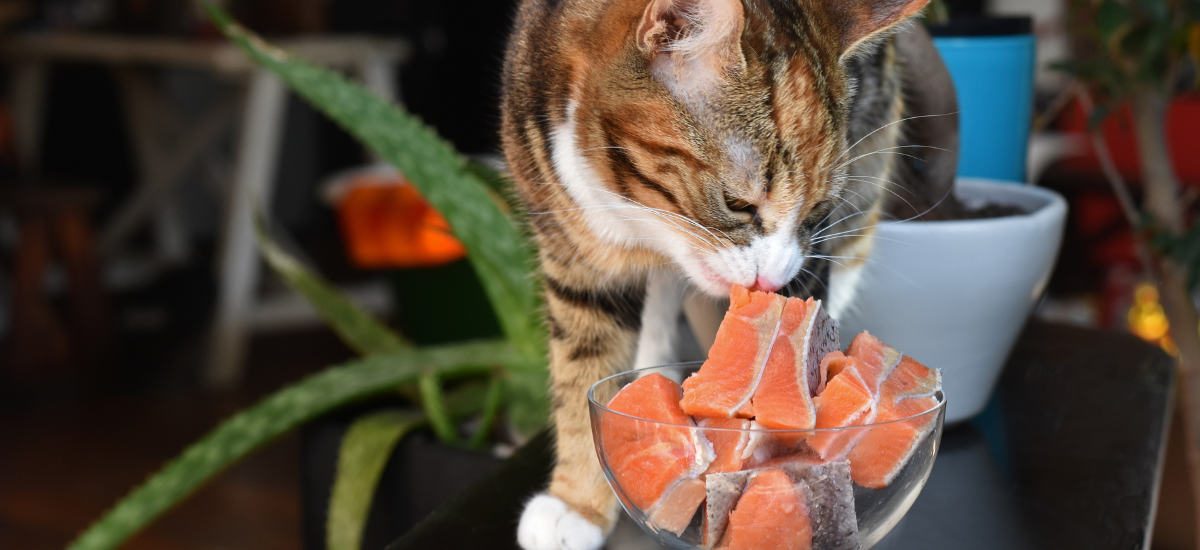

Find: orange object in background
333;173;467;269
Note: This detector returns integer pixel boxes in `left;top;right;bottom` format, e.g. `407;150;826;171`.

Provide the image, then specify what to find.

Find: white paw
517;493;605;550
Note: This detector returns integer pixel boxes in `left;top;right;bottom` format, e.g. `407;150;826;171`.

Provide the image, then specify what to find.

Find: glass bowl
589;364;946;550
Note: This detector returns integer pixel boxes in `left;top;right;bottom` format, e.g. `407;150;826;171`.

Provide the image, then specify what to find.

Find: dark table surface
387;321;1176;550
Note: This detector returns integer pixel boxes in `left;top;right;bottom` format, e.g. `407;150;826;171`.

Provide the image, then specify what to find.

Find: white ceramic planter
836;179;1067;424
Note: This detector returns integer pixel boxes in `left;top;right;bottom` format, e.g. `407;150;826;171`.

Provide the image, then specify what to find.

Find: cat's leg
518;267;644;550
631;269;686;371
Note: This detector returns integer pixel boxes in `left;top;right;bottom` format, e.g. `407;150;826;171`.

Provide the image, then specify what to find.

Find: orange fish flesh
752;297;840;441
717;468;813;550
701;417;753;475
681;285;786;419
601;373;712;533
846;356;942;489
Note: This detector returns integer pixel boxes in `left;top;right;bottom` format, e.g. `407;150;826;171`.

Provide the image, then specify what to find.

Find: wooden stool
1;185;111;383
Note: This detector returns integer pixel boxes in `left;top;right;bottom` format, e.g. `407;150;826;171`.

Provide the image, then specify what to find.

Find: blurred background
0;0;1195;549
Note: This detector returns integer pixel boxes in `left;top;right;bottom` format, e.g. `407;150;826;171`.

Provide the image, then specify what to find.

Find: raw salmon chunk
681;285;786;418
844;332;903;391
752;297;840;440
779;459;861;550
807;333;906;459
806;364;874;460
846;356;942;489
649;477;709;535
704;470;752;547
718;468;813;550
701;417;753;474
601;373;712;532
705;458;860;550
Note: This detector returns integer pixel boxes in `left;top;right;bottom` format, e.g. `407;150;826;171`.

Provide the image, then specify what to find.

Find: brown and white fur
501;0;957;548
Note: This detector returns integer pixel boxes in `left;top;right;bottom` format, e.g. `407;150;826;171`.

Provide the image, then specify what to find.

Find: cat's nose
752;274;783;293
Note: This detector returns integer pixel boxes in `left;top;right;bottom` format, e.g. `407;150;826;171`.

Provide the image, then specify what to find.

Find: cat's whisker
840;173;917;197
840;176;921;218
621;236;712;255
529;180;724;248
808;191;868;232
838;144;954;172
830;187;876;219
621;208;721;249
834;112;958;164
814;175;956;242
653;208;733;243
811;208;887;238
610;215;718;253
814;233;910;248
811;224;889;244
578;146;635;154
534;179;733;247
835;150;925;172
811;251;919;288
796;266;828;293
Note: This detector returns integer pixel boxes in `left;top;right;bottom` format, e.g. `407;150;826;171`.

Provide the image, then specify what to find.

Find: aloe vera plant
66;7;551;550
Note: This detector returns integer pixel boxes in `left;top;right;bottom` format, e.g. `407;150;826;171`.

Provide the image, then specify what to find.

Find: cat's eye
725;197;761;227
803;200;836;228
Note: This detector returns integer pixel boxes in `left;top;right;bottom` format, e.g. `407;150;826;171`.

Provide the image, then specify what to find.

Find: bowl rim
876;178;1067;233
588;362;946;433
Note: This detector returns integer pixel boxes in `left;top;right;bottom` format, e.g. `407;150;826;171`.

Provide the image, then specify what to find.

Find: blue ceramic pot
930;17;1035;184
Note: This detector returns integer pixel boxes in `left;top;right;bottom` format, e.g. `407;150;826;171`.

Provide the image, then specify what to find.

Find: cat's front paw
517;493;605;550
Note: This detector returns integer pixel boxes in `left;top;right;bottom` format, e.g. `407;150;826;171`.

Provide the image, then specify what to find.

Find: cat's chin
683;269;736;298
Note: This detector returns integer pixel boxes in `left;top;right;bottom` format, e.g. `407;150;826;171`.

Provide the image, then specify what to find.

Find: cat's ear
827;0;931;55
637;0;744;69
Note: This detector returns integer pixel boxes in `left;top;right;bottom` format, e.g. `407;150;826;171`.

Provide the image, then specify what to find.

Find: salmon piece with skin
717;468;813;550
847;356;942;489
681;285;786;419
601;373;713;534
752;297;840;442
705;459;860;550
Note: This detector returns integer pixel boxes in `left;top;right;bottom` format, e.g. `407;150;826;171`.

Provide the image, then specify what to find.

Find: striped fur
503;0;931;545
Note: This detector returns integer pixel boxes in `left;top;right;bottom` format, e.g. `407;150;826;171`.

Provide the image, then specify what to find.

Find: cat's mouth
693;258;788;296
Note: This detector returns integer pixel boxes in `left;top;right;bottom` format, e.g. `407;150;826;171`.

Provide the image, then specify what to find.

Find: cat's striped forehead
555;0;851;242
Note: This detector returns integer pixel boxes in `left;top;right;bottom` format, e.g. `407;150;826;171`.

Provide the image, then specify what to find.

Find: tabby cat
500;0;957;548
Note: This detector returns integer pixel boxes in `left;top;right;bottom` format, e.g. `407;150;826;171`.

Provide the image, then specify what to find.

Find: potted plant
62;7;554;550
837;179;1068;424
833;14;1067;425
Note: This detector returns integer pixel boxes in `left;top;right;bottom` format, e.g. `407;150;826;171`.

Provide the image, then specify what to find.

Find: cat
500;0;958;548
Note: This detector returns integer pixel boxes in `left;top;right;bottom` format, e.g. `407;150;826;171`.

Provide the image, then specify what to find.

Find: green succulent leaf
206;5;545;360
505;368;552;438
256;219;411;355
441;379;490;420
327;410;424;550
419;371;461;445
471;374;506;449
66;340;528;550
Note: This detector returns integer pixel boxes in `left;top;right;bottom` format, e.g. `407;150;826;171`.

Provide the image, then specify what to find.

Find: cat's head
547;0;928;296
